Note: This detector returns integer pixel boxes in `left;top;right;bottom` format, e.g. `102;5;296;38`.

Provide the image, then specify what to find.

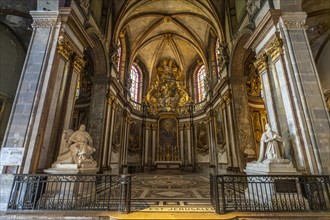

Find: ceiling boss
144;59;192;115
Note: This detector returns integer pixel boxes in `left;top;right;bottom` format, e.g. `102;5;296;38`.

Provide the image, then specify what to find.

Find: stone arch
81;30;108;164
228;32;256;170
87;32;108;77
0;22;26;145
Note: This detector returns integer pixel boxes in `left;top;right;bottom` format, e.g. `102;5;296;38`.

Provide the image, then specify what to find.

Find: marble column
107;100;116;169
88;75;108;164
1;11;60;174
222;99;232;168
100;94;115;170
278;12;330;174
179;123;184;162
225;93;240;170
208;112;218;172
186;125;192;165
230;77;255;170
144;123;150;168
151;124;157;167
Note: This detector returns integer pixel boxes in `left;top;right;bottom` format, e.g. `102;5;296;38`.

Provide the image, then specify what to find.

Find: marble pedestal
244;159;298;175
41;164;99;209
244;159;308;209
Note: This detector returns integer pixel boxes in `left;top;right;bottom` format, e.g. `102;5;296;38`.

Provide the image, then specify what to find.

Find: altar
155;160;182;169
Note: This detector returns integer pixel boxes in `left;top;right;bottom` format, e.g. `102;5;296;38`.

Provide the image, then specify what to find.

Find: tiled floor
130;173;213;213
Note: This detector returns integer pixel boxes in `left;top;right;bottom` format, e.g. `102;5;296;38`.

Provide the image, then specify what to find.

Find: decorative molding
31;18;57;28
107;94;116;105
57;35;74;61
246;0;261;16
164;16;172;23
73;55;86;73
217;41;229;67
280;13;308;30
265;38;283;60
283;20;307;30
78;0;90;13
254;53;268;73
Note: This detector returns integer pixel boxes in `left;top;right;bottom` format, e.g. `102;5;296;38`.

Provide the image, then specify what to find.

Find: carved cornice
223;93;232;106
73;55;86;73
31;18;57;28
220;99;226;109
280;13;307;30
107;94;116;105
254;53;268;73
57;35;74;61
283;20;307;30
265;38;283;60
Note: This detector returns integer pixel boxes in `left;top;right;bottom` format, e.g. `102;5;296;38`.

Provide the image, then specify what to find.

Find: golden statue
145;59;191;115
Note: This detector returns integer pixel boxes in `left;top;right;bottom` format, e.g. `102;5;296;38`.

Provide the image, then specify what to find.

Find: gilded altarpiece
128;122;141;164
157;116;179;162
195;122;209;163
145;59;191;115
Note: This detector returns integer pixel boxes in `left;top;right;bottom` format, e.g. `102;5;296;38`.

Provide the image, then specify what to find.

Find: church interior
0;0;329;219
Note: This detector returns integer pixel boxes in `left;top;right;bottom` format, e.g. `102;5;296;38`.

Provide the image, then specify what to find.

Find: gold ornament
144;59;192;115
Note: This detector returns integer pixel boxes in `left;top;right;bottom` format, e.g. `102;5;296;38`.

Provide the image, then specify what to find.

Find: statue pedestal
244;159;297;175
244;159;308;209
41;164;99;209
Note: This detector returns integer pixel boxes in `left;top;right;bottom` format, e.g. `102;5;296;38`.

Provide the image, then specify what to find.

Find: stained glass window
215;39;221;78
196;65;207;102
117;39;122;74
130;65;140;102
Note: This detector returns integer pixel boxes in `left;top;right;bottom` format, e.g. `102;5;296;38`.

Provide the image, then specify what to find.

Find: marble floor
130;172;214;213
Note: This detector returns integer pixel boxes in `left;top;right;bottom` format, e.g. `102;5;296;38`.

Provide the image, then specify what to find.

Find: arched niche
0;23;26;145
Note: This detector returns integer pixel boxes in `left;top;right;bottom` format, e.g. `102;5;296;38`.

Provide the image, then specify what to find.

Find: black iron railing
7;174;131;213
210;174;330;214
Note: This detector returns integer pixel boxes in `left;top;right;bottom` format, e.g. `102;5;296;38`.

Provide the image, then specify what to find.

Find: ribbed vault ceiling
115;0;223;81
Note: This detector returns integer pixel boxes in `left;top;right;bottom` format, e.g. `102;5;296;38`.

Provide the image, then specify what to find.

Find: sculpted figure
257;123;282;162
55;124;96;167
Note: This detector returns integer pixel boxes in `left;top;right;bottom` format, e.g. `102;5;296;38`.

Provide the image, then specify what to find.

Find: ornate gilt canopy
145;59;191;115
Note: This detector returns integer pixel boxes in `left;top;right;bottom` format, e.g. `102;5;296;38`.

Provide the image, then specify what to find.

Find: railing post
118;174;131;213
213;174;220;214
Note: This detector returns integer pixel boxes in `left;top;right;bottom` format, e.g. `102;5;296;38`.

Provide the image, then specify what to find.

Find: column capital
254;53;268;73
73;55;86;73
280;12;307;30
30;11;59;28
265;37;283;60
57;35;74;61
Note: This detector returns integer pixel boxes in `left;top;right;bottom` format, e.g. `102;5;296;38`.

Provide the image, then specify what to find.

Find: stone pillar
107;99;117;169
151;123;157;168
144;122;151;169
224;93;240;171
207;112;218;173
100;94;115;171
221;98;231;168
88;75;108;164
186;125;192;165
179;123;184;162
278;12;330;174
230;77;255;170
120;112;130;173
1;11;60;174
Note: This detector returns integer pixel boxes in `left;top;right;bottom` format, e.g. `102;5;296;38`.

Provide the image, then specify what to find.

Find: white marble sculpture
245;123;297;174
55;124;96;168
257;123;282;162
